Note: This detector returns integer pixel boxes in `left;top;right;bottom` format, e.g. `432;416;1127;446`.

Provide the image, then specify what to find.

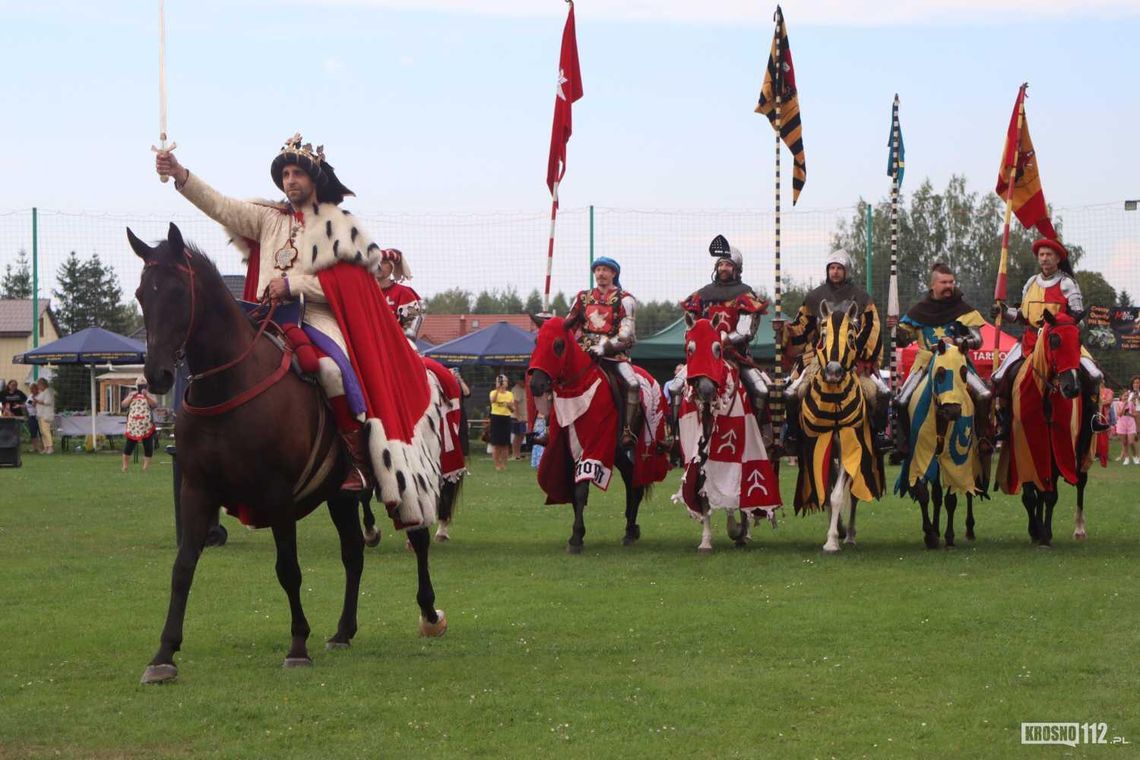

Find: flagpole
993;83;1028;354
769;7;786;449
887;94;901;389
543;184;559;312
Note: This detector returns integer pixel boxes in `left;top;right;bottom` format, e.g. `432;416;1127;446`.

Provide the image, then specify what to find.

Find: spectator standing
510;377;528;460
32;378;54;454
1118;377;1140;465
122;377;159;472
2;380;28;417
488;374;515;472
25;383;41;452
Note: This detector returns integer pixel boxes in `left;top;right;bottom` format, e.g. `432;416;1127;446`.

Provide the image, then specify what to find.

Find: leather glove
588;342;608;358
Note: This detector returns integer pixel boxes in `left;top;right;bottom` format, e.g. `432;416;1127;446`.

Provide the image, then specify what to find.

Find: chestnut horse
130;224;452;684
527;316;670;554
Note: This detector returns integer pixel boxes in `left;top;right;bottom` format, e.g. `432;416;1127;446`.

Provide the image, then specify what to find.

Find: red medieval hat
1032;238;1068;261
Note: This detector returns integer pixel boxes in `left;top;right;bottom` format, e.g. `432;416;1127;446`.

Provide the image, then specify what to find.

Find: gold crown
279;133;325;165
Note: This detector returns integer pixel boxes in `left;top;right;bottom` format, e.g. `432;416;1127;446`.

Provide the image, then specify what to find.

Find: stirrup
339;465;369;492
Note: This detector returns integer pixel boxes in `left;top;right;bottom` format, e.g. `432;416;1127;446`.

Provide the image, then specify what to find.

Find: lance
544;184;559;313
887;94;901;389
993;83;1028;353
769;6;786;448
151;0;177;181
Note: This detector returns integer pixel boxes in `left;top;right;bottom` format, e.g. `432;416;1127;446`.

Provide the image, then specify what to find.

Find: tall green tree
832;175;1085;321
524;289;543;314
426;288;472;314
52;252;138;335
638;300;683;337
550;292;570;316
1;250;32;299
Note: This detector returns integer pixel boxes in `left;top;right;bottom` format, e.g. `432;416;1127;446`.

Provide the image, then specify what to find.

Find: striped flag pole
887;94;901;389
543;183;559;312
770;7;786;446
993;83;1028;353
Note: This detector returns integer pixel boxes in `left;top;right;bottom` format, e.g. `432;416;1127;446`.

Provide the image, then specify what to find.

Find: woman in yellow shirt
488;374;516;471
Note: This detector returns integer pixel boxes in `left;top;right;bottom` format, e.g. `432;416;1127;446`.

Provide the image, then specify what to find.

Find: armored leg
740;366;768;415
966;370;994;452
1080;357;1109;432
893;367;926;456
861;373;893;453
615;360;641;447
990;357;1023;444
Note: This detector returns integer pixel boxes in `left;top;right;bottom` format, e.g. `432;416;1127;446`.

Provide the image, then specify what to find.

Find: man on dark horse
155;135;436;514
670;234;770;431
887;262;992;455
990;238;1105;443
375;248;426;345
773;249;892;452
566;257;641;446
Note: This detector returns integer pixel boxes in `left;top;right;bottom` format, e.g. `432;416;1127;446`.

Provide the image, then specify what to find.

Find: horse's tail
438;477;463;523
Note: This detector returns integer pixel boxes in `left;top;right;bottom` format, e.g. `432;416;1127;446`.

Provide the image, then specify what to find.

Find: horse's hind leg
567;480;590;554
407;527;447;637
1074;471;1088;541
326;494;364;649
844;500;858;546
1023;485;1042;543
618;456;641;546
944;491;957;548
360;489;381;548
965;493;976;542
915;482;938;549
271;521;313;666
698;511;714;554
435;479;459;543
141;487;215;684
1040;488;1058;548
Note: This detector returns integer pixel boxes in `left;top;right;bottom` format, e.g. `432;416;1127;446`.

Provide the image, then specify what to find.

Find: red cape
317;263;429;443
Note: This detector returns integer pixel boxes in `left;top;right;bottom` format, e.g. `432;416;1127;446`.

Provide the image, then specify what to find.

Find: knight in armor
990;238;1104;441
375;248;426;344
774;249;892;452
888;262;992;455
156;135;421;494
669;234;770;428
566;257;641;446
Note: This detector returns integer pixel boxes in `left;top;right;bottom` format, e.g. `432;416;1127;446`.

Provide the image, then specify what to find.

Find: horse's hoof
621;535;637;546
140;663;178;685
419;610;447;637
1074;531;1087;542
924;536;939;550
697;546;713;555
966;532;976;542
1036;543;1053;550
363;529;381;548
944;542;956;551
283;657;313;668
434;531;450;543
566;542;583;555
325;639;351;651
822;545;840;555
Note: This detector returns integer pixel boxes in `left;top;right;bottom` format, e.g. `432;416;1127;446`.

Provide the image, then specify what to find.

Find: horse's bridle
149;247;288;416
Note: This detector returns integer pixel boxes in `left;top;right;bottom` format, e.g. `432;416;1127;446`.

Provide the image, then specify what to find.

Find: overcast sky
2;1;1138;302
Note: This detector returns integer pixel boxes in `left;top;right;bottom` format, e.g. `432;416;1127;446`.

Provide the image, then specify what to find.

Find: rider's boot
974;393;995;455
872;391;894;454
338;428;372;492
782;396;804;451
892;399;911;457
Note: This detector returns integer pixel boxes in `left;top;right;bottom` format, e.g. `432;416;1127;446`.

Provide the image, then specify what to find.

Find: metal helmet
825;249;853;281
709;234;743;279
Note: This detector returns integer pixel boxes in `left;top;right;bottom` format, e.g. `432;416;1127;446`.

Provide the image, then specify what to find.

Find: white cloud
323;56;346;75
287;0;1140;26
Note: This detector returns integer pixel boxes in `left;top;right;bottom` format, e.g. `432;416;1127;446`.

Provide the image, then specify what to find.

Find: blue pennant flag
887;95;905;188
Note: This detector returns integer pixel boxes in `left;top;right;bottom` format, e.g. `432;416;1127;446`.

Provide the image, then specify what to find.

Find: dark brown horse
130;223;450;684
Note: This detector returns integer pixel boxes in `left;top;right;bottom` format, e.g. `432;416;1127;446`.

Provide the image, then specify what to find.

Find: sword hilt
151;135;178;183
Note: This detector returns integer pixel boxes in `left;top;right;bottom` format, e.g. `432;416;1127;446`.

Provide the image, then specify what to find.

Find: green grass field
1;450;1137;758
